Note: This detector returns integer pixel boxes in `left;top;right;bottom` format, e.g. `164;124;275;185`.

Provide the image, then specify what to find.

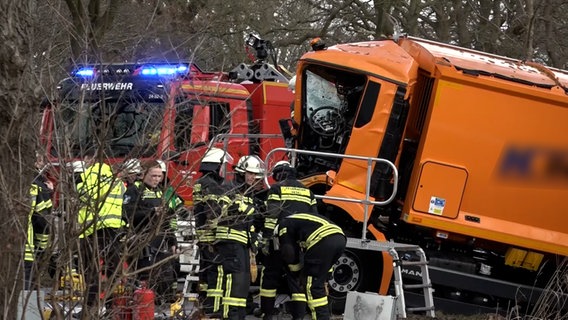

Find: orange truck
282;36;568;314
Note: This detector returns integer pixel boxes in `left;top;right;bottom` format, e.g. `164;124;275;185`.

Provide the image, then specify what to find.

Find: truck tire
327;247;383;314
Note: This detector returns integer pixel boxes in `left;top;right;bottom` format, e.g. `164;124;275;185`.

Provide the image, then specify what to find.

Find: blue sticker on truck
428;196;446;215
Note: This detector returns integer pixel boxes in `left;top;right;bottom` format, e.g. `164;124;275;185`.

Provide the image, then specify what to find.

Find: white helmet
200;147;232;172
272;160;291;173
123;158;142;174
67;160;86;173
235;155;265;177
272;160;295;181
156;159;167;172
202;147;230;164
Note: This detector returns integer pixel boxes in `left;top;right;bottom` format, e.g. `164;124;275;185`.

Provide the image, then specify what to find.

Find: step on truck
280;35;568;315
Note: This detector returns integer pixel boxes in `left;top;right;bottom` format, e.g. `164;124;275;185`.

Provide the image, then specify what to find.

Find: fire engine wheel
327;248;381;314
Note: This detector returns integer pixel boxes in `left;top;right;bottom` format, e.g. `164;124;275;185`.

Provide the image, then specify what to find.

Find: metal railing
263;147;398;241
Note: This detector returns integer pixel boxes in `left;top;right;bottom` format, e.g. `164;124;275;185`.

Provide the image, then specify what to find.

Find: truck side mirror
279;118;295;148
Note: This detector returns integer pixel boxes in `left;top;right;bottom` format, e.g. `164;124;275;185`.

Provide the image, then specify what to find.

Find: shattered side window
305;70;342;119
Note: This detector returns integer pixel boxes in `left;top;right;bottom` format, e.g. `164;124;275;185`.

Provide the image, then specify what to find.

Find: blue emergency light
75;68;95;77
72;63;190;78
140;65;188;76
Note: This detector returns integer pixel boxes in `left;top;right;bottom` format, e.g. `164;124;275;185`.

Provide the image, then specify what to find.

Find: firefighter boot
260;296;276;320
287;300;307;320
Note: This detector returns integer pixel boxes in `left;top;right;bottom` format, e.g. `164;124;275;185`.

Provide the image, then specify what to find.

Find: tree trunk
525;0;536;60
0;1;38;319
65;0;122;62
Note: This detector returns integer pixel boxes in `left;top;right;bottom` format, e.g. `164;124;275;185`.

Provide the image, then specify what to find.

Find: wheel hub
328;254;359;293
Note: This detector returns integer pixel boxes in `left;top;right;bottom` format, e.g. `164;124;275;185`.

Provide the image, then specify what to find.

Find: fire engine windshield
54;100;164;158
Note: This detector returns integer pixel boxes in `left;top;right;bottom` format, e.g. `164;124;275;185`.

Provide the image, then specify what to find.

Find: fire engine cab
40;42;293;203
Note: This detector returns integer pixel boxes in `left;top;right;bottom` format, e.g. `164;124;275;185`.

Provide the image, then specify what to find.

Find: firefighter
24;206;36;290
193;147;230;317
25;153;54;290
76;151;126;318
259;160;318;320
157;159;186;288
123;159;179;305
31;153;53;265
119;158;143;187
216;180;256;320
276;213;346;320
232;155;266;192
229;155;268;314
230;155;267;247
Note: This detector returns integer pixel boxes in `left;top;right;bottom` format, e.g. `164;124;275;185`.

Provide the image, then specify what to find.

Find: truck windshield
299;67;366;174
305;70;343;134
54;100;164;158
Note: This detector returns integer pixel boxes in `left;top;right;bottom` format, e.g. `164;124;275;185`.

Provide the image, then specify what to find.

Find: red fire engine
39;34;293;203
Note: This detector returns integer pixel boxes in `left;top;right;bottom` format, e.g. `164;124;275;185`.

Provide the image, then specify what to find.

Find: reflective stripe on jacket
25;211;35;262
30;181;52;250
278;213;344;251
77;163;125;238
193;173;224;243
215;194;255;245
265;179;318;237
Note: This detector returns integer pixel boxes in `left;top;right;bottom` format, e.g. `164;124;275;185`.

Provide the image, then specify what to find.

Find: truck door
169;100;237;203
331;79;408;203
191;105;210;145
169;101;211;203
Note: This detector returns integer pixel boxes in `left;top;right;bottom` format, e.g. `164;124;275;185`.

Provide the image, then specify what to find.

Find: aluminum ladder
178;242;200;304
176;218;201;304
346;238;436;318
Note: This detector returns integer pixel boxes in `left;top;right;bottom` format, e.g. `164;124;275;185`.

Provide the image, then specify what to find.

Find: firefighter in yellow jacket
76;152;125;317
193;147;230;317
216;184;256;320
24;154;54;289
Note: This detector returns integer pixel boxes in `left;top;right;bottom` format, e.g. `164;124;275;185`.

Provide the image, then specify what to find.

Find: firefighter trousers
260;250;306;320
199;242;223;315
217;241;250;320
79;227;122;309
300;234;346;320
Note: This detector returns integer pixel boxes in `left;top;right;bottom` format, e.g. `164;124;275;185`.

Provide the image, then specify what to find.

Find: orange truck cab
288;36;568;315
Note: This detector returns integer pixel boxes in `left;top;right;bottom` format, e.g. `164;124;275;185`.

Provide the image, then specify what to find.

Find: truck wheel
327;248;382;314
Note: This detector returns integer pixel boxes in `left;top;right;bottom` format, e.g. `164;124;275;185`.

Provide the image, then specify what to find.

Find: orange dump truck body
399;38;568;256
297;37;568;255
292;36;568;313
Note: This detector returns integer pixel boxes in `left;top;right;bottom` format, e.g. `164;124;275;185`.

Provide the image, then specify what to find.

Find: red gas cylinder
112;281;132;320
132;281;155;320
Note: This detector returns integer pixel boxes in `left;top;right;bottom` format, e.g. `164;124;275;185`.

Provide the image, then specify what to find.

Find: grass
406;312;504;320
406;259;568;320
